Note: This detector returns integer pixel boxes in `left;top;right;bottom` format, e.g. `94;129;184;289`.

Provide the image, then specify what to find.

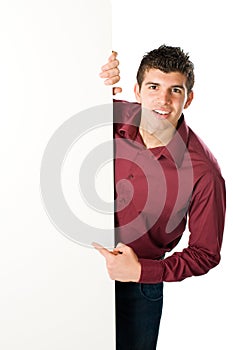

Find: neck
139;124;176;149
138;109;178;149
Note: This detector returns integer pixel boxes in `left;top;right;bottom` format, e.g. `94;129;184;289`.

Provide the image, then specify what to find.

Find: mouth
153;109;170;119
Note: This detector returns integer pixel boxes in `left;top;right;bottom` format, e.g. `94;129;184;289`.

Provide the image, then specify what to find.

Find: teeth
154;110;169;115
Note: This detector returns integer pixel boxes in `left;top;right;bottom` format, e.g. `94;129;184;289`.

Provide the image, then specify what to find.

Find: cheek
138;95;151;106
142;92;156;103
176;97;187;110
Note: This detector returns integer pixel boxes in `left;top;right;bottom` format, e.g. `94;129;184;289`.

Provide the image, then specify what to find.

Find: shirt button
128;174;134;179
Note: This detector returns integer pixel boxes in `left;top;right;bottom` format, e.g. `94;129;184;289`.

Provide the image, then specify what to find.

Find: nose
157;89;171;105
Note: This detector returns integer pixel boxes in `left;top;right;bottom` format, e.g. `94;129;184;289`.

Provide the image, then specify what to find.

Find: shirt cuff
138;258;165;284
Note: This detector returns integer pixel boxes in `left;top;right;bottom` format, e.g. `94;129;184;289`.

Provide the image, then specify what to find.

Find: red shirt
114;100;226;283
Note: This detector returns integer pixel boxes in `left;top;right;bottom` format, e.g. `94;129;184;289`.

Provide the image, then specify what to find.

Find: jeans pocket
139;282;163;302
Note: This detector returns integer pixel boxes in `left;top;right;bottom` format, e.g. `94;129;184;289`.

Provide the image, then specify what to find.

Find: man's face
134;68;193;130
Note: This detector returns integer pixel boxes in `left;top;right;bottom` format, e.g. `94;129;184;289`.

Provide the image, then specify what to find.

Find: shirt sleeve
138;171;226;283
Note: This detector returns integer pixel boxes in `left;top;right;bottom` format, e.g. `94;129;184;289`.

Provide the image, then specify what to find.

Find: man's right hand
99;51;122;95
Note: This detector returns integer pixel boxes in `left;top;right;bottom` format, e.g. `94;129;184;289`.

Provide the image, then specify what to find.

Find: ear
134;83;141;103
184;90;194;109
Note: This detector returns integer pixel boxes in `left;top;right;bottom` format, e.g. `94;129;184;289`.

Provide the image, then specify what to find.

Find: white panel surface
0;1;115;349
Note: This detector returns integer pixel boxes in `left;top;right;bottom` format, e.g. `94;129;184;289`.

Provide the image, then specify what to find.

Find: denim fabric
115;281;163;350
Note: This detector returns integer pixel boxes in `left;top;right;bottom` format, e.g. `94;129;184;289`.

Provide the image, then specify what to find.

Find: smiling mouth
153;109;170;119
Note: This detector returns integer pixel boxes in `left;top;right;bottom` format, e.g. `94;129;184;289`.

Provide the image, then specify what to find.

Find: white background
0;0;232;349
0;1;115;349
112;0;232;349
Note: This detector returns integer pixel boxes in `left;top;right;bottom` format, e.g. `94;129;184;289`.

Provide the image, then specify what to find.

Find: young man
95;45;226;349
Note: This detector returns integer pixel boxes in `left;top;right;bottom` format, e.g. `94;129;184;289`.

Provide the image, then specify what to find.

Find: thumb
115;242;128;253
113;87;122;95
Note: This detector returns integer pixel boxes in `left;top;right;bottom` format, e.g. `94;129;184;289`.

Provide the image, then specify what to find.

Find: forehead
143;68;187;87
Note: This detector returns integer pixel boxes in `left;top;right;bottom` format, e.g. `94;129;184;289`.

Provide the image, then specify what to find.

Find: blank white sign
0;1;115;349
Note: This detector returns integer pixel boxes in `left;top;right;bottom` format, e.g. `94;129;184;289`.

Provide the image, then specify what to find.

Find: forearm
138;244;221;284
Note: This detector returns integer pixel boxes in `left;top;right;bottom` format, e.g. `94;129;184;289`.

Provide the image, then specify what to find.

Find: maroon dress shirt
114;100;226;284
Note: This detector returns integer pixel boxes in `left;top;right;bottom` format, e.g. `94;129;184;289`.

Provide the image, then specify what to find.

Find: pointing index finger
92;242;113;258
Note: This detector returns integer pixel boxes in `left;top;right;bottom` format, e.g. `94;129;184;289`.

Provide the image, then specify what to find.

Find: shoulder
187;127;223;179
113;99;141;124
186;128;226;213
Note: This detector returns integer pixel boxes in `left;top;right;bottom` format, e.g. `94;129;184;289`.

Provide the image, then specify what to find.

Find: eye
172;87;182;94
148;85;158;90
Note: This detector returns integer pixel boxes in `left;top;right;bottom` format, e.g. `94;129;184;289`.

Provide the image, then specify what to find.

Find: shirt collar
114;100;140;140
115;101;189;168
161;116;189;168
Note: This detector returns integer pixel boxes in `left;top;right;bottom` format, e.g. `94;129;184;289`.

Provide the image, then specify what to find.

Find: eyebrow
145;82;185;90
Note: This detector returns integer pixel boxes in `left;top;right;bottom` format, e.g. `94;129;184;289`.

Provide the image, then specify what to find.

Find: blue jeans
115;281;163;350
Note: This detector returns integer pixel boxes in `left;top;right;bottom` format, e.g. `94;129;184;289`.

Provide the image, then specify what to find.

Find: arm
94;171;225;283
139;172;226;283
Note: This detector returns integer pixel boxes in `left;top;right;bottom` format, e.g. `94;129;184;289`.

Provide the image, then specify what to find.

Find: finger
100;59;119;73
104;75;120;86
113;247;123;255
113;87;122;95
109;51;118;61
99;67;120;79
92;242;112;258
92;241;104;249
116;242;127;249
115;242;127;252
112;250;122;255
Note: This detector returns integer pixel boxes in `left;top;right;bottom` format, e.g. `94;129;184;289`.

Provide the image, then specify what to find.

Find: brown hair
136;45;195;93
